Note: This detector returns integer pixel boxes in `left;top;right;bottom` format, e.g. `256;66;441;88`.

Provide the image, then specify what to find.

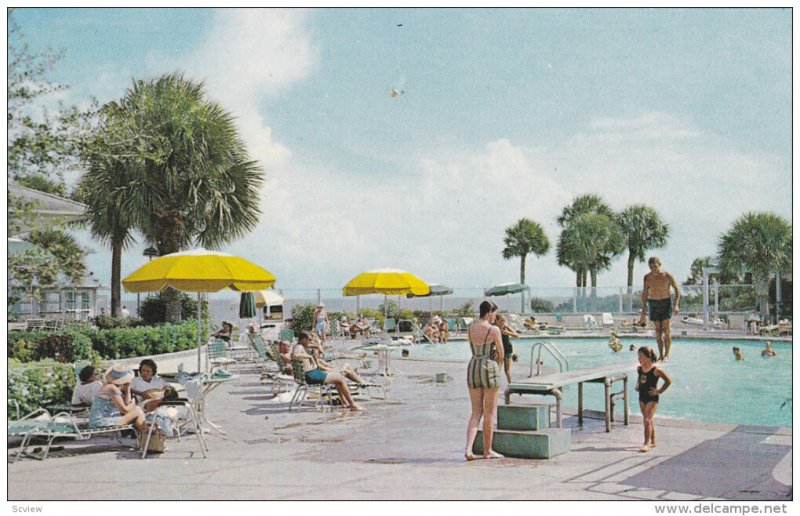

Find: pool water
392;338;792;427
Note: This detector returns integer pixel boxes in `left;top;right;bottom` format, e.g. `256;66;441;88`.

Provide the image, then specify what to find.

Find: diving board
505;364;636;432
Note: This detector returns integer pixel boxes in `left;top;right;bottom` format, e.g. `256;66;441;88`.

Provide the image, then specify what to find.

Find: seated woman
212;321;233;343
89;364;147;432
71;365;103;406
291;332;363;410
278;340;294;374
130;359;169;399
307;342;368;385
349;317;371;339
438;319;450;343
423;320;440;342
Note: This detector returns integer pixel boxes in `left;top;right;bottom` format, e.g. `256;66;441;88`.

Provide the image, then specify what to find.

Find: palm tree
718;212;792;322
617;204;669;311
77;99;147;317
502;218;550;312
556;195;620;311
576;213;625;310
556;224;590;306
79;73;263;321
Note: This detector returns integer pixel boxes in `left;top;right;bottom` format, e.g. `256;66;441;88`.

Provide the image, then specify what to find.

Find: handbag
139;426;167;453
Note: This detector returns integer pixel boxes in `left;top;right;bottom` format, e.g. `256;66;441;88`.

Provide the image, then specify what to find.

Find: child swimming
635;346;672;453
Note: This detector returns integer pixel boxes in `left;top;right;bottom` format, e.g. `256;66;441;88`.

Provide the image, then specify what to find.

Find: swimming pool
391;338;793;427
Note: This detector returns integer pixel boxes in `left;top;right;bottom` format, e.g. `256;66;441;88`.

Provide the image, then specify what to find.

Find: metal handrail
528;341;569;377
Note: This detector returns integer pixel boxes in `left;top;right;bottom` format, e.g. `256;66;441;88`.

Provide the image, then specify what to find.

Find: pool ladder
528;342;569;377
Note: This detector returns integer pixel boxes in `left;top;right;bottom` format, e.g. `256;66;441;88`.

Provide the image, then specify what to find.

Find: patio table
351;343;393;376
161;373;238;436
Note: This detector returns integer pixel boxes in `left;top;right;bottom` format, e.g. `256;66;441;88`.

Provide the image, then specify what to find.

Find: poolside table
161;373;238;437
505;364;634;432
351;343;394;376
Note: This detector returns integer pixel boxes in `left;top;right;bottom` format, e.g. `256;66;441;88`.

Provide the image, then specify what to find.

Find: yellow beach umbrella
123;248;275;293
343;269;430;296
343;269;430;316
123;248;276;371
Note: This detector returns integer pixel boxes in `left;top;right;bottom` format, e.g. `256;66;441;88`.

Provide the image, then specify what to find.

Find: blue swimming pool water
392;338;793;427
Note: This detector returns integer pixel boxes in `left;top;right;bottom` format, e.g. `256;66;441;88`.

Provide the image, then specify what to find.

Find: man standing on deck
639;256;681;362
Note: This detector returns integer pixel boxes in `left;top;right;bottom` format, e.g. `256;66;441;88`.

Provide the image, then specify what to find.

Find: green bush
90;315;145;330
8;337;38;362
530;297;555;313
290;303;316;334
7;321;197;363
8;360;75;416
89;321;197;359
139;292;204;325
7;322;198;418
36;334;75;363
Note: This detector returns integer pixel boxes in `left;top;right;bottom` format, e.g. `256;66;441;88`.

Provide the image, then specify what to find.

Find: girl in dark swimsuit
635;346;672;453
494;314;520;383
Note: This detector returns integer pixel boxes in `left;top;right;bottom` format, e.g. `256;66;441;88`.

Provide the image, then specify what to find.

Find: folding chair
141;397;207;459
262;340;296;395
288;358;335;411
207;339;236;372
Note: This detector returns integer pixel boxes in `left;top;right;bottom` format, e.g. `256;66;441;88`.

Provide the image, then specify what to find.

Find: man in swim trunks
639;256;681;362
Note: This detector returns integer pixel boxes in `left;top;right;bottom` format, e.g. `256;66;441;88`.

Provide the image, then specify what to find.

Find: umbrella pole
197;292;202;373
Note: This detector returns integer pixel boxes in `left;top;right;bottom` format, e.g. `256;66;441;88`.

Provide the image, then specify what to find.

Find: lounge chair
140;397;207;459
601;313;614;330
259;340;295;395
279;329;295;342
384;318;397;333
335;320;351;339
618;320;641;334
207;338;236;373
246;333;276;373
288;358;335;411
9;408;52;461
9;410;137;462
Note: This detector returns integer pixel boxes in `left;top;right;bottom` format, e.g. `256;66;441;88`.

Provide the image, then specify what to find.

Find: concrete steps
472;404;571;459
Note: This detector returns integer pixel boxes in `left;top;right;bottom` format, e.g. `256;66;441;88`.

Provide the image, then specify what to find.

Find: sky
10;7;793;304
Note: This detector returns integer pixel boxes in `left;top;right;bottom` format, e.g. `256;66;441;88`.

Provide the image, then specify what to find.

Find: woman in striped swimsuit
464;300;504;460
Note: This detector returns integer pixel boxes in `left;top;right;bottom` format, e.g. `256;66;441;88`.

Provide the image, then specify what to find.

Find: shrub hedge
7;321;199;414
8;321;198;363
8;359;76;416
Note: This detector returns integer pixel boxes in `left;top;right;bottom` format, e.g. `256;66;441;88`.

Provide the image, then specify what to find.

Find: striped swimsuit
467;325;500;389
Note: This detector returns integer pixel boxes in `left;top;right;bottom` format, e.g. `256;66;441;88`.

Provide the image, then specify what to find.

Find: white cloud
225;111;790;295
184;9;318;113
227;138;575;292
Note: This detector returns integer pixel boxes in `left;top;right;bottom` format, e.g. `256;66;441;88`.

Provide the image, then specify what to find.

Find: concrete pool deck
7;338;792;501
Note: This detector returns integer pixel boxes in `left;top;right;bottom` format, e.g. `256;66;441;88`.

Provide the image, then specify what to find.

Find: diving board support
505;365;632;432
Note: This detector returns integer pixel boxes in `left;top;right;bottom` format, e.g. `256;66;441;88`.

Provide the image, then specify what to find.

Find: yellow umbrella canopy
123;248;276;293
123;248;276;373
342;269;430;296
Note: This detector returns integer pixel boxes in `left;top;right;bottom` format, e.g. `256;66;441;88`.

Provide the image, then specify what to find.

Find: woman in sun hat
88;364;147;431
311;303;330;343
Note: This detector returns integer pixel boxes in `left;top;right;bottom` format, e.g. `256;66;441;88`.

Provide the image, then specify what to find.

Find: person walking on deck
639;256;681;362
